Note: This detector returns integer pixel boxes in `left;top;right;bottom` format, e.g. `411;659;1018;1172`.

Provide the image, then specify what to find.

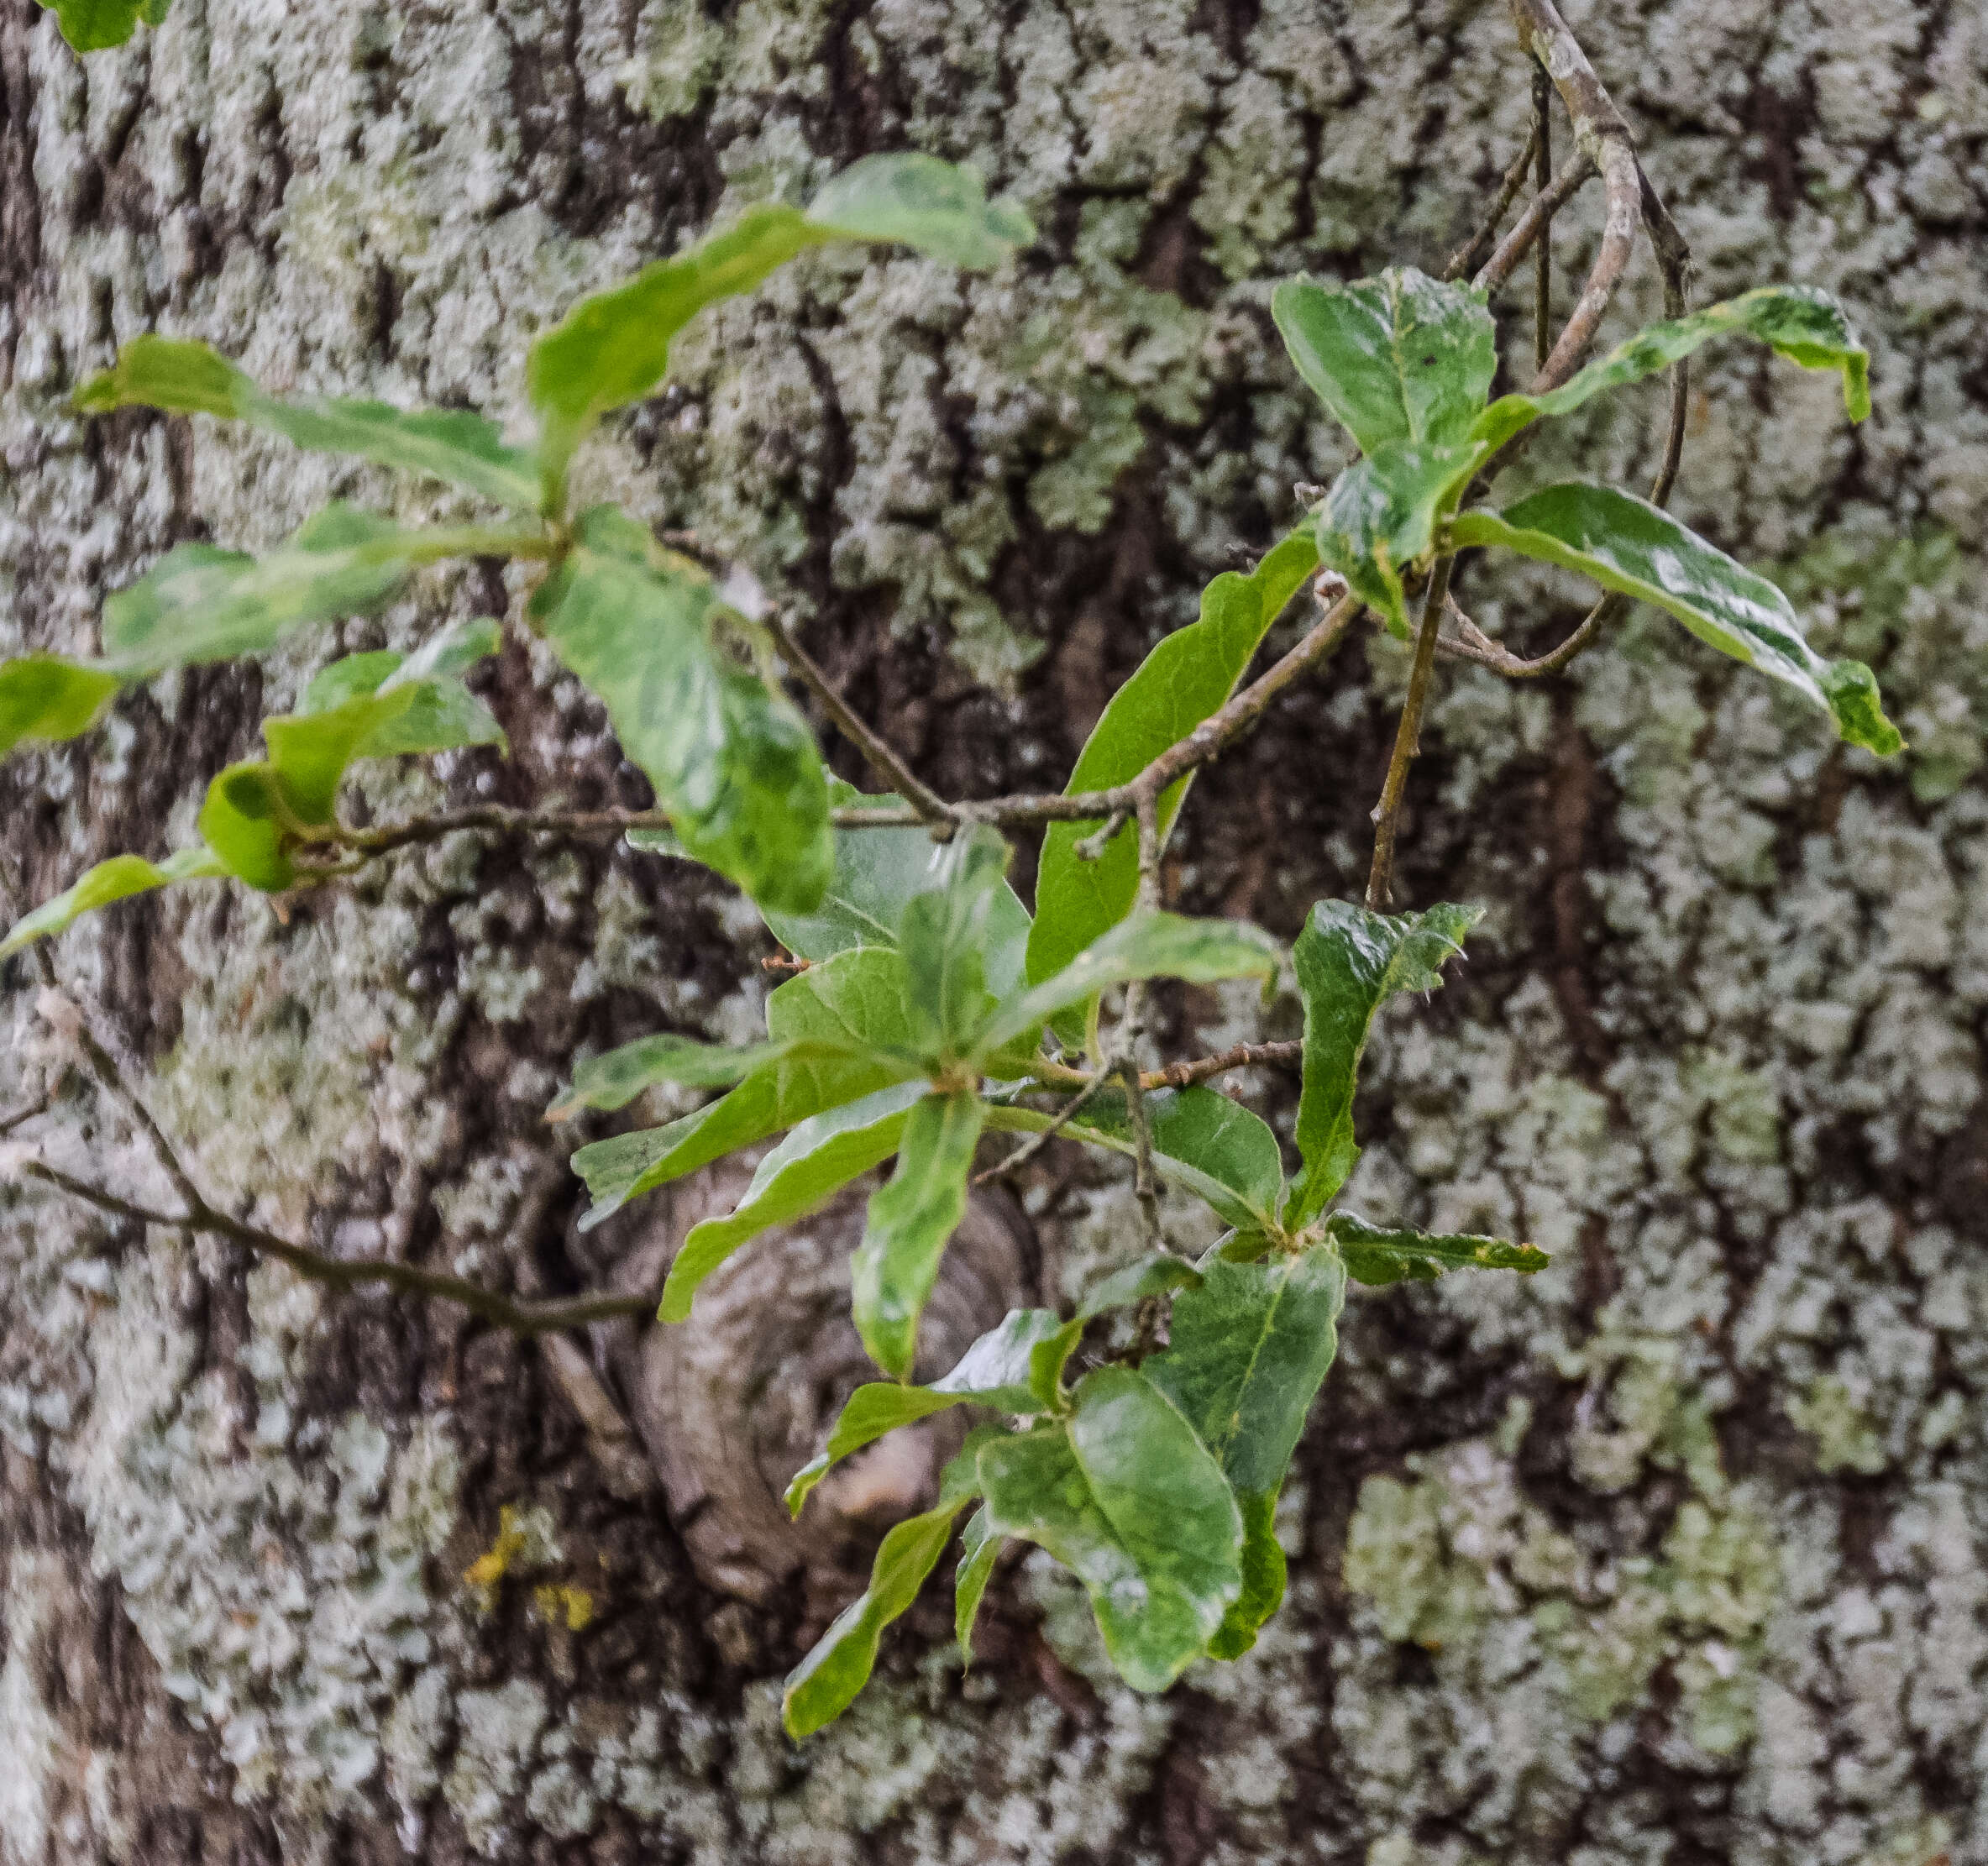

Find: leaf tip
1824;658;1904;757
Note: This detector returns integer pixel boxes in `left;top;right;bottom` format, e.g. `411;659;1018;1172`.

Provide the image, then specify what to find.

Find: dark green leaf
37;0;168;53
0;656;119;760
529;508;834;913
662;1079;927;1323
101;505;419;672
1322;1210;1550;1285
1314;439;1480;638
805;153;1035;270
978;913;1281;1063
852;1090;987;1378
75;336;540;509
784;1303;1070;1517
1073;1251;1203;1320
0;847;223;960
527;156;1031;486
1146;1246;1345;1659
1288;899;1480;1227
1146;1088;1285;1234
1272;268;1498;456
299;617;506;759
1470;284;1872;455
955;1504;1002;1661
764;783;1031;994
977;1367;1243;1691
550;1034;799;1116
1448;486;1902;755
1026;529;1319;993
900;826;1012;1059
574;946;923;1229
781;1498;966;1739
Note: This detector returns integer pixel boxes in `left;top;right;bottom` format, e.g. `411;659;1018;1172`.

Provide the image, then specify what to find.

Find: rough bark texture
2;0;1985;1861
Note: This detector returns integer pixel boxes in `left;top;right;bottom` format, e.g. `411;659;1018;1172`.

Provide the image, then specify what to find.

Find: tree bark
2;0;1985;1861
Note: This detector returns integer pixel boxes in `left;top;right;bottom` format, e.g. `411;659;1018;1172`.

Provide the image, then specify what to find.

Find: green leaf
197;763;296;892
550;1034;800;1117
0;846;223;960
0;656;119;760
75;336;540;510
978;913;1282;1063
37;0;168;53
529;508;833;914
1471;284;1872;456
662;1079;927;1323
526;156;1031;488
1272;268;1498;457
764;784;1032;993
851;1089;987;1378
298;617;506;759
805;153;1035;270
976;1366;1243;1691
101;505;420;672
573;946;922;1229
1314;439;1481;638
781;1498;966;1739
1448;485;1902;755
784;1303;1071;1517
1288;899;1480;1227
955;1504;1002;1661
900;826;1013;1060
1321;1210;1550;1286
1145;1246;1346;1659
1025;529;1319;993
1073;1251;1203;1320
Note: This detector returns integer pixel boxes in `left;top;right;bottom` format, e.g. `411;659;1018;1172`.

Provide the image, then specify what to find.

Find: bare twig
974;1072;1115;1185
1366;555;1456;910
1143;1040;1302;1090
0;1097;48;1139
20;1163;656;1334
766;615;957;831
332;804;669;856
1073;810;1130;863
1532;60;1554;374
1474;152;1594;297
1444;124;1540;282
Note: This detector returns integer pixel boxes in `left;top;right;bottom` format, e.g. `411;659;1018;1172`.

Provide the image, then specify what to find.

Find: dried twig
1445;124;1541;283
1366;556;1457;910
1532;60;1554;374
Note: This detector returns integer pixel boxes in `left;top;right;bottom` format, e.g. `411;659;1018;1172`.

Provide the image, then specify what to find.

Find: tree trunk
3;0;1984;1861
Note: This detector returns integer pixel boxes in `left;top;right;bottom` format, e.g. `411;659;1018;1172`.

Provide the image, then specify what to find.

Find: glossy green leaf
781;1497;966;1739
1322;1210;1550;1286
663;1079;927;1323
1146;1246;1345;1659
1272;268;1498;457
0;656;119;760
1448;485;1902;755
527;156;1031;487
1471;284;1872;455
574;947;923;1230
1026;529;1319;993
1073;1250;1204;1320
978;913;1281;1063
784;1303;1070;1517
1314;439;1481;638
805;153;1035;270
954;1504;1002;1660
550;1034;800;1117
298;617;506;759
852;1090;987;1378
900;826;1012;1059
764;784;1032;991
37;0;168;54
1288;899;1480;1227
101;505;419;673
529;507;834;913
75;336;540;509
0;846;223;960
977;1366;1243;1691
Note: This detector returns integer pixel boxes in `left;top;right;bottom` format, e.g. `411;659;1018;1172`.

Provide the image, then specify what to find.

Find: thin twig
1073;810;1130;863
1119;794;1167;1248
0;1097;48;1139
766;615;956;831
19;1163;656;1334
1532;60;1554;375
1474;153;1594;297
1143;1040;1301;1090
1366;556;1456;910
1444;124;1540;283
974;1072;1115;1185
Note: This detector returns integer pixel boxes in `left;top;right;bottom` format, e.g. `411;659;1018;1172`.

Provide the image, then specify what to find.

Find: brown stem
1532;60;1554;374
1366;556;1456;910
1474;153;1594;297
1444;124;1541;283
21;1163;655;1334
766;615;957;831
1143;1040;1302;1090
